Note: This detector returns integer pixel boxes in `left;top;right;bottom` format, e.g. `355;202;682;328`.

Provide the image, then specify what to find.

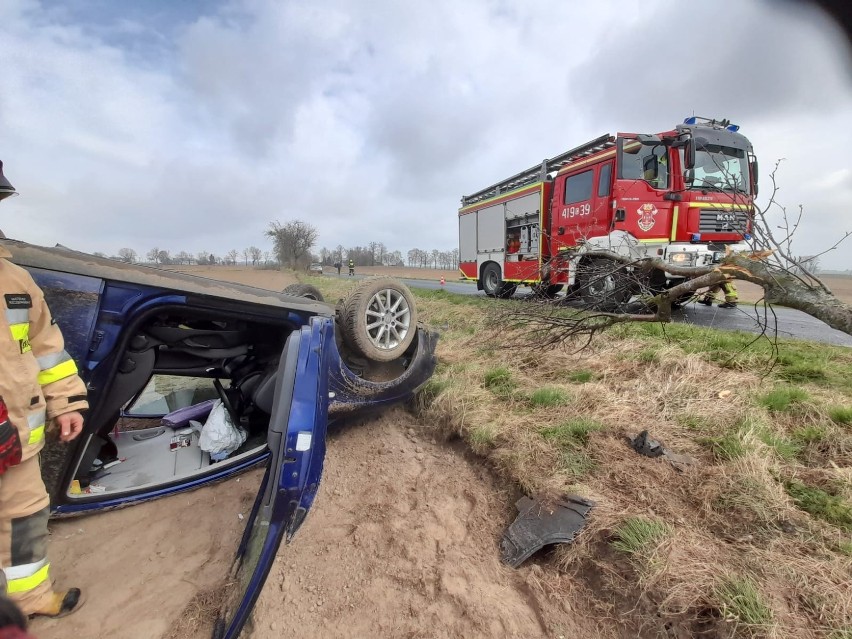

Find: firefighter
0;161;86;618
699;280;738;309
348;258;355;276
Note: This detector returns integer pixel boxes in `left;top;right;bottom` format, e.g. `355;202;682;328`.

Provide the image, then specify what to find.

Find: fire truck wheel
532;283;563;299
282;283;325;301
482;263;505;297
338;277;418;362
575;258;631;310
497;283;517;299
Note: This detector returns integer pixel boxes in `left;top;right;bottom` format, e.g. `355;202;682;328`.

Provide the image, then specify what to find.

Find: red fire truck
458;117;758;306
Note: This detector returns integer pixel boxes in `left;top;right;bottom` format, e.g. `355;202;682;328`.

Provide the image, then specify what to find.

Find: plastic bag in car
198;399;247;457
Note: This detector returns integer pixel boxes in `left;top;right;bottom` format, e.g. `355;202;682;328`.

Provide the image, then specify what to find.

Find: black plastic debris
631;430;664;457
500;495;593;568
629;430;695;470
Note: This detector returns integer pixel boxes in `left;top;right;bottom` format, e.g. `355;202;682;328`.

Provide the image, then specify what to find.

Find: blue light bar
744;233;752;240
726;124;740;132
684;117;697;125
691;233;701;243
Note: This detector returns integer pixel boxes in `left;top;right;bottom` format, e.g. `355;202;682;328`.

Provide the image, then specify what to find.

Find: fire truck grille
698;210;749;234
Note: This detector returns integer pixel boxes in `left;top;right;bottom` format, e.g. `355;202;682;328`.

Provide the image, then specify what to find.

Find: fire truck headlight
668;252;695;265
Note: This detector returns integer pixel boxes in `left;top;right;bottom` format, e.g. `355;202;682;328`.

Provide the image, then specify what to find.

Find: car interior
69;310;294;498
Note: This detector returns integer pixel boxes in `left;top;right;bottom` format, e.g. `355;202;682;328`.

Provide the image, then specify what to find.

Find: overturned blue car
4;239;437;638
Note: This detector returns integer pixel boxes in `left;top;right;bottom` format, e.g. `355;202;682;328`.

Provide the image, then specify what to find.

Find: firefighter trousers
704;282;738;303
0;455;53;614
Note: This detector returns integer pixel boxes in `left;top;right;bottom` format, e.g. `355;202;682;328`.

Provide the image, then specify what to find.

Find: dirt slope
31;409;595;639
33;469;264;639
249;409;596;639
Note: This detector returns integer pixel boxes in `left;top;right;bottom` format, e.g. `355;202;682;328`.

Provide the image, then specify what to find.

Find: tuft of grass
783;479;852;531
469;424;497;450
540;419;602;478
828;405;852;426
567;370;594;383
528;387;572;407
540;419;603;447
557;450;596;477
483;367;517;398
791;425;828;445
714;575;773;627
636;348;659;364
835;540;852;557
611;517;670;555
778;362;827;383
418;378;450;405
677;414;714;431
759;387;809;413
828;631;852;639
757;430;801;460
700;429;748;461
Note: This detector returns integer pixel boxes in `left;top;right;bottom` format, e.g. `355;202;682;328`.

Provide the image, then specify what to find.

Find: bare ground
33;469;264;639
33;409;597;639
248;409;599;639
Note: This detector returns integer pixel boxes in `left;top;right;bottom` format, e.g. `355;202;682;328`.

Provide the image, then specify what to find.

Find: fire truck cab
458;117;757;307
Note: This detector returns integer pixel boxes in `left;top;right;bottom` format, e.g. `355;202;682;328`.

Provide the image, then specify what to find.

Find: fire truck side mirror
749;155;759;196
685;140;696;169
683;169;695;184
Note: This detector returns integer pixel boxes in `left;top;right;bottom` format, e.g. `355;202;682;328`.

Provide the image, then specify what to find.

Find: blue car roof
1;239;333;315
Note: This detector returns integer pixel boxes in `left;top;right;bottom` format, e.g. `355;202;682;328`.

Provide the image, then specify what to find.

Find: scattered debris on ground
501;495;593;568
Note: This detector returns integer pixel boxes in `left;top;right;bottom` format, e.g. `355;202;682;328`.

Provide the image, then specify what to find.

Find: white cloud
0;0;850;267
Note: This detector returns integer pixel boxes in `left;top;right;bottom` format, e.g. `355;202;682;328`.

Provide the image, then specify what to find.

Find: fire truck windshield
687;144;750;194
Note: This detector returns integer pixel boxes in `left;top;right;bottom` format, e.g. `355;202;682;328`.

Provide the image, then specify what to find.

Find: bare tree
117;248;137;263
147;247;160;264
175;251;192;265
249;246;263;266
266;220;319;269
157;249;171;265
226;249;238;266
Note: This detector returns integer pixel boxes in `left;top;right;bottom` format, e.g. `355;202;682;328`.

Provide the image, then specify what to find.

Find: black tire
282;283;325;301
532;283;563;299
481;263;503;297
339;277;418;362
497;283;517;299
575;258;632;311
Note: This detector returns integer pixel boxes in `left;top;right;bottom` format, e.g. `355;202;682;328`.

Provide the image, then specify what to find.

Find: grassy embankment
307;274;852;639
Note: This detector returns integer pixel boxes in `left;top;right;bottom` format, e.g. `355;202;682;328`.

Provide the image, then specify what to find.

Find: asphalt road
335;273;852;347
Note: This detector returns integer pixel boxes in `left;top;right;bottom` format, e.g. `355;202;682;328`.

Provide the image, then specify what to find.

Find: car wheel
339;277;418;362
282;283;325;301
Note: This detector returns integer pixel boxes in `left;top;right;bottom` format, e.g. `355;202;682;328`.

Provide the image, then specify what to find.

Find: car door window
125;375;220;415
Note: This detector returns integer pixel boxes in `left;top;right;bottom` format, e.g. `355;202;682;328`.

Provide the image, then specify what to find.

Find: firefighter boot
698;296;713;306
718;301;737;309
29;588;83;619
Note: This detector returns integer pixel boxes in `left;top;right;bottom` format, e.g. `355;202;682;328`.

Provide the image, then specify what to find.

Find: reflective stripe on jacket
0;247;88;460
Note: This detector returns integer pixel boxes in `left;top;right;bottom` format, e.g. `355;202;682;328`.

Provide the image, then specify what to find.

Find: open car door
214;317;331;638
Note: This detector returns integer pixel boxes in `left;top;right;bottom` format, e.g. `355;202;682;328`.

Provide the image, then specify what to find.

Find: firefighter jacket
0;246;88;461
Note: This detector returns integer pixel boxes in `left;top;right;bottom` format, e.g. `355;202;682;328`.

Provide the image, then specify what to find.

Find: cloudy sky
0;0;850;267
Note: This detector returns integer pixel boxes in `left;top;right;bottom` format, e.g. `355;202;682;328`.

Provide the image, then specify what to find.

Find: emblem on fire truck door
636;203;658;232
